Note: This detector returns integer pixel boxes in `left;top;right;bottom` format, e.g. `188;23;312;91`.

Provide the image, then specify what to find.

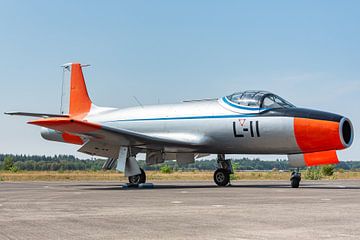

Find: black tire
290;177;300;188
128;168;146;184
213;169;230;187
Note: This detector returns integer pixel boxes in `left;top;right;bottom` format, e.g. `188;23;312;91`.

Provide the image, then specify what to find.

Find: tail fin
62;63;92;119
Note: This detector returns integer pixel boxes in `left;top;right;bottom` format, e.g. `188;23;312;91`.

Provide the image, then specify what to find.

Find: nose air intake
293;116;354;153
340;118;354;147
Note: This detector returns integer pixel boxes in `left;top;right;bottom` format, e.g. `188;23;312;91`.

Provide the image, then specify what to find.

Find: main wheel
290;172;301;188
213;169;230;186
128;168;146;184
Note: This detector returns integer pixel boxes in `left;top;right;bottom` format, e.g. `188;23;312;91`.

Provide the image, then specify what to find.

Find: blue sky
0;1;358;160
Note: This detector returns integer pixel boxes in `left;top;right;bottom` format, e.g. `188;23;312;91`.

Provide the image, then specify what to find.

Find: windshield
226;91;295;109
226;91;267;107
261;94;295;108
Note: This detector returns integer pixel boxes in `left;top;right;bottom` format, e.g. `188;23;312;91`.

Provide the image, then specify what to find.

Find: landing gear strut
213;154;233;187
128;168;146;184
290;169;301;188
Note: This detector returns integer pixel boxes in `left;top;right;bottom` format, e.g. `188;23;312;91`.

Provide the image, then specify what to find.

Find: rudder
61;63;92;119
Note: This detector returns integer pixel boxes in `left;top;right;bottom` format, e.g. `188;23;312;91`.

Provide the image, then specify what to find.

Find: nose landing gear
213;154;233;187
290;169;301;188
214;168;231;186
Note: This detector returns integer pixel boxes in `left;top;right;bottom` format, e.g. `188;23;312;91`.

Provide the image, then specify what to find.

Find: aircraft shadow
79;183;360;191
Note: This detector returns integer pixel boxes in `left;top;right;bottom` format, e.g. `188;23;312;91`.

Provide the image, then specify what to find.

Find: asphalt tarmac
1;180;360;240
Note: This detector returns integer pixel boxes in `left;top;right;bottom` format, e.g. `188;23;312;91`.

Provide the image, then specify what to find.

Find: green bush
4;156;14;171
304;167;322;180
321;165;335;176
160;165;173;174
230;173;238;180
230;162;240;180
9;166;18;173
232;162;240;172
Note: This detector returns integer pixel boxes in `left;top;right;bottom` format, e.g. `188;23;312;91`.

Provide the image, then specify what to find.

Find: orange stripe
62;132;84;145
294;118;343;153
303;150;339;166
69;63;92;119
28;118;101;134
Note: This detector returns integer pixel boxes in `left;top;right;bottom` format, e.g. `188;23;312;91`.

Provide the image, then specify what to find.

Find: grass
0;170;360;182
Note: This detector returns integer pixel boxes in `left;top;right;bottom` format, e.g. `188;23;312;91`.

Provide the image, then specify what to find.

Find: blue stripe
105;113;257;123
222;97;269;111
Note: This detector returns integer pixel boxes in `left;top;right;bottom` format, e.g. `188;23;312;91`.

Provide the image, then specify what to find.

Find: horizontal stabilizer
288;150;339;167
28;118;101;133
5;112;69;118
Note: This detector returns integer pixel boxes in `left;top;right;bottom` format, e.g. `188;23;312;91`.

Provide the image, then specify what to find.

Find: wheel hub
129;175;140;184
216;172;225;182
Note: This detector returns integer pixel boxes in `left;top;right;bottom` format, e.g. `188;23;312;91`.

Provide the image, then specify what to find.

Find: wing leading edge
5;112;69;118
29;117;207;151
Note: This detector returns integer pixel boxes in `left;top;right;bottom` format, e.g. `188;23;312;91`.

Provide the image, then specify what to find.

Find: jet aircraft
6;63;354;188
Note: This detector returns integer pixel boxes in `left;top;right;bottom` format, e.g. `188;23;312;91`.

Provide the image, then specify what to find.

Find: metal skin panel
176;153;195;164
116;146;128;172
41;127;85;145
41;128;64;142
124;156;142;177
83;101;301;155
288;153;306;168
146;150;164;165
78;141;119;159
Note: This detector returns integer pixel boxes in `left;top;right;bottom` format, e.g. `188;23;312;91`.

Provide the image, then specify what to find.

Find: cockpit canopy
226;91;295;109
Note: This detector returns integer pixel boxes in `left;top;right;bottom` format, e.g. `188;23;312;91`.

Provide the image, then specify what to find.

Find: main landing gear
213;154;233;187
290;169;301;188
128;168;146;184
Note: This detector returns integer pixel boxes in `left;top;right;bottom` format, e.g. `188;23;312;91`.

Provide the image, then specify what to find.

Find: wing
29;117;208;152
5;112;69;118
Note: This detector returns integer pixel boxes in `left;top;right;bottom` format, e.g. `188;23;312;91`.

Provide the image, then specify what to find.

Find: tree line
0;154;359;172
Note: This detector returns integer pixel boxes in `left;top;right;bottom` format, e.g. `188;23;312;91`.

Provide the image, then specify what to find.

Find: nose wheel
290;170;301;188
214;169;230;186
213;154;233;187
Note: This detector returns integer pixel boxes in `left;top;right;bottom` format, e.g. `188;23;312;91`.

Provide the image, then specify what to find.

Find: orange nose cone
294;118;345;153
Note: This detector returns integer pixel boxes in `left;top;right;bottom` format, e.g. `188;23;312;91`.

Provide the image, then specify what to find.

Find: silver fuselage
84;98;300;154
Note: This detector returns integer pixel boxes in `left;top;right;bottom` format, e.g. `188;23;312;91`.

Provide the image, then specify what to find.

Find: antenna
60;66;69;114
133;96;144;108
59;63;91;114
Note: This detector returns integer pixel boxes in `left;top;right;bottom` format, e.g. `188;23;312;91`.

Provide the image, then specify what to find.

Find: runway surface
1;180;360;240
